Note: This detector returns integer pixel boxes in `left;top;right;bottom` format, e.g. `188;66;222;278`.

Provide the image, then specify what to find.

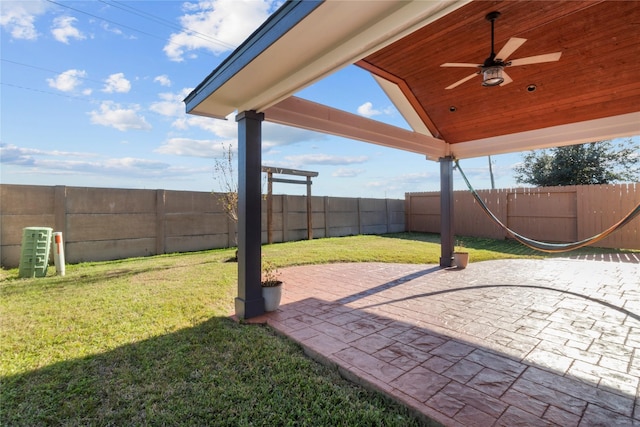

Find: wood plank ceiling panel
359;0;640;144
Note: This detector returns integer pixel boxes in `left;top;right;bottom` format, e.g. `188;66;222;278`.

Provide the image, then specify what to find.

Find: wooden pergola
262;165;318;243
185;0;640;319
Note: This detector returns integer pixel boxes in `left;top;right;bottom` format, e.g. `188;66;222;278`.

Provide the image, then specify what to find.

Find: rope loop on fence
454;160;640;253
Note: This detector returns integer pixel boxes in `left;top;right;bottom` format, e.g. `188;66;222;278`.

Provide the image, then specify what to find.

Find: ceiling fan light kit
441;10;562;89
482;65;504;86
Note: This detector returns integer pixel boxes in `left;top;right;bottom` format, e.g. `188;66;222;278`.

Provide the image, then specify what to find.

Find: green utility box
18;227;54;278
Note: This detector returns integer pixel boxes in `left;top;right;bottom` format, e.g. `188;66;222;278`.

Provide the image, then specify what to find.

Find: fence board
1;184;405;267
407;184;639;250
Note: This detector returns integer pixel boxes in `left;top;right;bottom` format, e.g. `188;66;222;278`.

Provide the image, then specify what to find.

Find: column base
235;296;265;320
440;256;453;268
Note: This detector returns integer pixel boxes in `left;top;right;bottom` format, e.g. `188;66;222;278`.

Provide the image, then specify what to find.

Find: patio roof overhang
184;0;640;317
185;0;640;161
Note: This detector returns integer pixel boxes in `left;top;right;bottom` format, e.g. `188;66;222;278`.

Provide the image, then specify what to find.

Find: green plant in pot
261;259;283;312
453;239;469;269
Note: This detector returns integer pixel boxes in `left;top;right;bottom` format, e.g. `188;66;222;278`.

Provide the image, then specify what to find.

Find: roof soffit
186;0;470;118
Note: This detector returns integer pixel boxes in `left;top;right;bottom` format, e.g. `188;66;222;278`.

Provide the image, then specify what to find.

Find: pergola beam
264;96;447;160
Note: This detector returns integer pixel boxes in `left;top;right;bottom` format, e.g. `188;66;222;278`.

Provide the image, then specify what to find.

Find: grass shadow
1;317;422;426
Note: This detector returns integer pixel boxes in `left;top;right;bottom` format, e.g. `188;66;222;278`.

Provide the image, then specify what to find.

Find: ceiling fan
441;11;562;89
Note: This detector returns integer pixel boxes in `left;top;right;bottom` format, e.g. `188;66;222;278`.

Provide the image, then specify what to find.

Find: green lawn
1;233;635;426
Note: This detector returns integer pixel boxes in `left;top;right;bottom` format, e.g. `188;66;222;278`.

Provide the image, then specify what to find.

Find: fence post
386;198;390;233
54;186;67;241
155;190;166;255
357;198;362;235
282;195;289;243
406;194;412;232
324;196;330;238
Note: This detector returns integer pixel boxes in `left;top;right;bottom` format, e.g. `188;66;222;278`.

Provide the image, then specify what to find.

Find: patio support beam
439;156;454;267
235;110;265;319
265;96;447;159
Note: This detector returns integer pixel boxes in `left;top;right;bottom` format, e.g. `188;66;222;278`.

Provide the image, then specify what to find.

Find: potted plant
261;259;283;312
453;240;469;269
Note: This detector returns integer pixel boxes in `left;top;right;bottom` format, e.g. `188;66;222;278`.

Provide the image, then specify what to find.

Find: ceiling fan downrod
482;11;504;86
485;11;501;65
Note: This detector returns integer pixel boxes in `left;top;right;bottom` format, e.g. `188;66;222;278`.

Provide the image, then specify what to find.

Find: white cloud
332;168;364;178
102;73;131;93
361;171;440;197
155;138;229;158
282;153;369;168
171;116;321;149
163;0;272;61
0;143;38;166
149;89;192;117
263;123;325;149
1;143;205;178
47;69;88;92
0;143;96;166
89;101;151;131
103;157;167;172
169;111;323;153
100;22;135;39
51;16;85;44
154;75;172;87
357;102;381;117
0;0;49;40
172;113;237;135
357;102;395;118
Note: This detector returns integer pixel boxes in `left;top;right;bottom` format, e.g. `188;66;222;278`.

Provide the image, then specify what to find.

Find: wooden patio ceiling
185;0;640;160
357;0;640;157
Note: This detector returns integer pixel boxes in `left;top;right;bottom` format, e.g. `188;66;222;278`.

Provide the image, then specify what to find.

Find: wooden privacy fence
3;183;637;268
0;184;405;268
406;183;640;250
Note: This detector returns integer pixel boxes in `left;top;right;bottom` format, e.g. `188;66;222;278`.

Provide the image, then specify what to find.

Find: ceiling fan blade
499;70;513;86
495;37;527;61
445;72;478;90
441;63;481;68
509;52;562;66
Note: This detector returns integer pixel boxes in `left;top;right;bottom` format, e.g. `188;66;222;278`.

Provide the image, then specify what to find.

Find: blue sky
1;1;637;199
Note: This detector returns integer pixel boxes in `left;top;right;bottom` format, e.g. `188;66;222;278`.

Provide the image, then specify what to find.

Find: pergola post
306;176;313;240
235;110;265;319
439;156;454;267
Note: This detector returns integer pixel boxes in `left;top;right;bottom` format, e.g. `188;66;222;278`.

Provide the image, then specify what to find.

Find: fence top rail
406;183;639;197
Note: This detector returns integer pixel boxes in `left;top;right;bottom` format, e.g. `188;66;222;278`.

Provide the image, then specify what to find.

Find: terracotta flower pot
453;252;469;269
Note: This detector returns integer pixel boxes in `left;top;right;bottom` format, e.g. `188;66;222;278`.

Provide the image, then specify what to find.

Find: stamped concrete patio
254;258;640;426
